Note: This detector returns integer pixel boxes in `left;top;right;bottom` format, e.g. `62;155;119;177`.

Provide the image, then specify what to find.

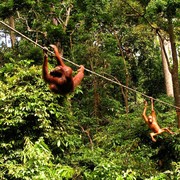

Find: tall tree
158;35;174;97
120;0;180;127
146;0;180;127
0;1;15;47
0;0;36;47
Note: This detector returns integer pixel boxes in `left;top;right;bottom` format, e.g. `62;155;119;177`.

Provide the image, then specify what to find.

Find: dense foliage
0;0;180;179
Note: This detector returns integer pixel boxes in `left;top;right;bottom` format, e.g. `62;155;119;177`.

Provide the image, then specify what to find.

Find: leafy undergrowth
0;60;179;179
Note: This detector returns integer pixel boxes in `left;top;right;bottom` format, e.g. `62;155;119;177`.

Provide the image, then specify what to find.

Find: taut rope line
0;20;180;110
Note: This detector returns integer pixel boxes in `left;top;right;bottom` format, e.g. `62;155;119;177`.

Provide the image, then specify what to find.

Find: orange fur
142;98;174;142
43;45;84;95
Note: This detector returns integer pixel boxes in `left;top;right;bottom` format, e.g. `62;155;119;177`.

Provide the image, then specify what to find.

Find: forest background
0;0;180;179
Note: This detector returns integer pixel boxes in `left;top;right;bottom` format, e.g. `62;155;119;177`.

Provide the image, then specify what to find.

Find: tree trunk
114;33;129;113
8;16;15;48
63;5;73;32
93;77;100;117
89;58;100;118
158;35;174;97
168;18;180;128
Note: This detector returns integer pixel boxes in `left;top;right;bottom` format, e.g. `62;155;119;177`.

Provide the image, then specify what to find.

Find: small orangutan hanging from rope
142;98;174;142
43;45;84;95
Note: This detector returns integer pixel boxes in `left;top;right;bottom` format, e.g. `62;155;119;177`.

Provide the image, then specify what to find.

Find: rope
0;20;180;110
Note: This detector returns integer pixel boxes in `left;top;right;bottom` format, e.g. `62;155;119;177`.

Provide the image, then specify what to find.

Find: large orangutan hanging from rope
142;98;174;142
43;45;84;95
